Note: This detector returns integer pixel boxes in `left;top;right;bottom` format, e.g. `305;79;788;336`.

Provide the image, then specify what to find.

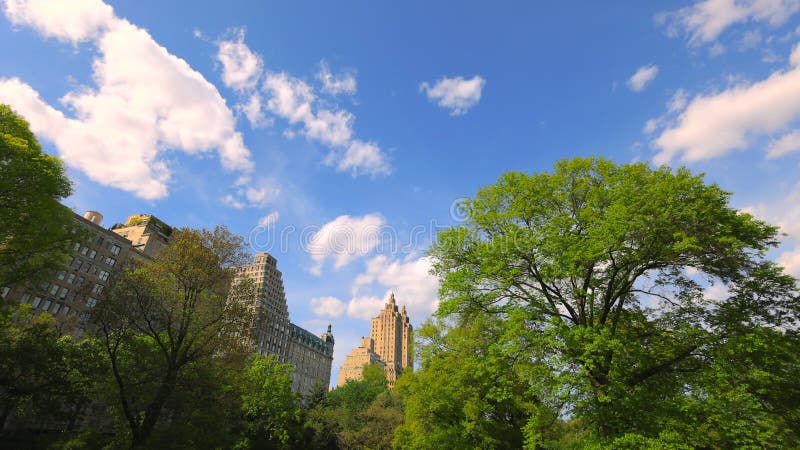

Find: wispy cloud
628;65;659;92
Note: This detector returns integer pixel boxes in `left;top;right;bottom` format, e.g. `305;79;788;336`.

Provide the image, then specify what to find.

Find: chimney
83;210;103;226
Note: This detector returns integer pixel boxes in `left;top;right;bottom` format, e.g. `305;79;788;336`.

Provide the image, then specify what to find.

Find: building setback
233;252;334;396
337;337;385;386
338;293;413;387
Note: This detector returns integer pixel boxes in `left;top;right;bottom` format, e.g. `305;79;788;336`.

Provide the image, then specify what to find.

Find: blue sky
3;0;800;376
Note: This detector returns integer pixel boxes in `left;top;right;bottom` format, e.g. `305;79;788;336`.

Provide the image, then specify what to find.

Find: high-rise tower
369;293;413;385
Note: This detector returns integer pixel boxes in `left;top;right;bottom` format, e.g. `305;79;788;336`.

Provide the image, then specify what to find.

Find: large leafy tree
430;157;800;446
0;104;79;287
395;316;558;449
92;226;254;448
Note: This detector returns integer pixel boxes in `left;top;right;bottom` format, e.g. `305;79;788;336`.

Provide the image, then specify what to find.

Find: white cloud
216;27;263;92
657;0;800;45
420;75;486;115
238;93;271;128
257;211;280;227
654;44;800;164
3;0;114;43
346;295;385;320
777;247;800;277
350;255;439;320
767;129;800;157
668;88;689;112
222;178;281;209
317;60;357;96
743;183;800;278
704;282;730;303
310;296;346;317
627;65;659;92
335;140;391;177
262;71;390;176
0;1;253;200
306;214;386;275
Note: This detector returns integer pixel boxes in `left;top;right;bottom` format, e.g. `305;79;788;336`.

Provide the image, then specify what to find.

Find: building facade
338;293;413;387
337;337;385;387
370;293;413;385
1;210;152;336
233;252;334;396
110;214;173;258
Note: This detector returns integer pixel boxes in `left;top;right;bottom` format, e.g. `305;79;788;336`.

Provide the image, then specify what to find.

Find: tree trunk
131;370;177;448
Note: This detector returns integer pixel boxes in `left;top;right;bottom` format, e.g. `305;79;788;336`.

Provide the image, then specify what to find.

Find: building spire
389;292;396;304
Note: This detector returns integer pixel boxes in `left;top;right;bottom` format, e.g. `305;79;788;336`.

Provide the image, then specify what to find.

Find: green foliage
0;104;82;287
0;304;104;433
237;354;302;449
428;157;800;446
394;316;558;450
92;226;255;448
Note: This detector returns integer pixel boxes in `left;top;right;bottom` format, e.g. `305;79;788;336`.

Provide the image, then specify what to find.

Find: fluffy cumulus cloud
317;60;357;96
262;71;390;176
627;64;659;92
0;0;253;200
310;296;347;317
306;214;386;275
3;0;114;43
657;0;800;45
216;27;263;92
420;75;486;116
349;255;439;320
652;44;800;164
209;31;390;177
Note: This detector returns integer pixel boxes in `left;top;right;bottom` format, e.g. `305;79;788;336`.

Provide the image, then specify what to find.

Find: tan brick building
232;252;334;396
337;337;385;386
338;293;413;387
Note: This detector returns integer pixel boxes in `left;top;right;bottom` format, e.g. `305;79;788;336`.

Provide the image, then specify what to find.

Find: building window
87;297;97;307
51;303;61;314
73;260;83;270
111;244;121;256
83;264;91;273
76;277;85;287
49;284;60;295
59;287;68;299
79;312;90;323
92;284;104;295
32;296;42;308
80;246;89;255
95;236;104;246
21;293;31;303
105;257;116;267
67;273;76;284
57;271;66;280
99;271;110;281
62;306;70;316
42;300;52;311
88;249;97;259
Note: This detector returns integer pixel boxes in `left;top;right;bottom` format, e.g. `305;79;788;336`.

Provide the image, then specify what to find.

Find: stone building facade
370;293;413;385
110;214;173;258
1;210;153;336
337;337;385;387
232;252;334;396
338;293;413;387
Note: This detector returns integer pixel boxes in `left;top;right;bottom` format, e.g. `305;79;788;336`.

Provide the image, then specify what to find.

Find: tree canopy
0;104;80;287
428;157;800;447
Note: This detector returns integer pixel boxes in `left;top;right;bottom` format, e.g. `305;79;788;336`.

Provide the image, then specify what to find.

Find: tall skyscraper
338;293;412;387
232;252;334;395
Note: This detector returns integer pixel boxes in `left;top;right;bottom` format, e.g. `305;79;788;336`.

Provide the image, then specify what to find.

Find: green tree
0;304;104;434
429;157;800;446
92;227;254;448
237;354;302;449
0;104;80;287
395;316;557;449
